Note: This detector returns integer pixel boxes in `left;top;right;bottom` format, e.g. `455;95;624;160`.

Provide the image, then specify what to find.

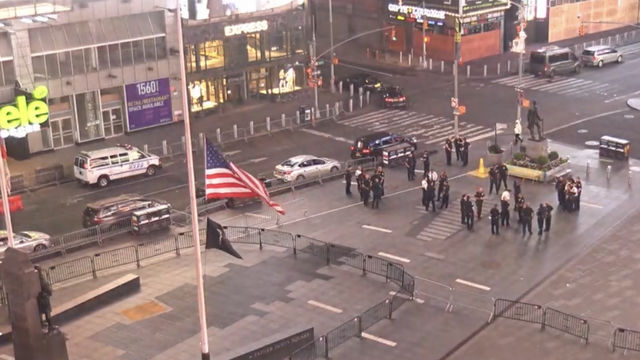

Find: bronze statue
527;101;544;141
35;265;54;333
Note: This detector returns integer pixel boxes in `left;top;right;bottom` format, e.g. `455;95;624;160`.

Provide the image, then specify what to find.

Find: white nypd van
74;144;161;187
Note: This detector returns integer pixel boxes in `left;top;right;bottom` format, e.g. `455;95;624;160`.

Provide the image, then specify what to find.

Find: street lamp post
422;1;427;68
512;3;527;131
329;0;335;93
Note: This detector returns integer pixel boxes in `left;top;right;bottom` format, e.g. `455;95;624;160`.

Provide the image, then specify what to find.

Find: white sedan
0;230;52;256
274;155;342;182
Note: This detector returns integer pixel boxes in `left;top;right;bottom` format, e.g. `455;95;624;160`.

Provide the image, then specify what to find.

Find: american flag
205;139;284;215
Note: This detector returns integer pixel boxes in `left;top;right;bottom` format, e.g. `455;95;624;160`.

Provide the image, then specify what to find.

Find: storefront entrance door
102;107;124;138
50;117;74;149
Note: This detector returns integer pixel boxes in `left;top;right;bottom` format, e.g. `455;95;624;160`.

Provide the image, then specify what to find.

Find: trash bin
299;105;312;122
599;135;630;160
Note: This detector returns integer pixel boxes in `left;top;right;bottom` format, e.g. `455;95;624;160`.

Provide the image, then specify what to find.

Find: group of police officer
344;165;386;209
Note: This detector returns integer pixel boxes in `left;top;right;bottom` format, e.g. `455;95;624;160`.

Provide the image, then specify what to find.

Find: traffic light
579;24;585;36
424;35;430;44
458;105;466;115
391;26;397;41
332;57;339;65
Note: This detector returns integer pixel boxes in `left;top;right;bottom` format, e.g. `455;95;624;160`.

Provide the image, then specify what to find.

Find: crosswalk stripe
424;126;488;145
366;113;419;129
431;222;461;231
530;78;586;91
517;77;551;87
556;81;601;94
343;110;403;126
467;130;502;143
422;231;448;239
348;111;408;127
417;234;435;241
372;115;435;130
545;80;594;92
492;74;533;85
428;226;457;235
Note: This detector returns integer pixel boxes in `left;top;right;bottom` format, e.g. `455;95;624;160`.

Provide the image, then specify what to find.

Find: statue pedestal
519;138;549;159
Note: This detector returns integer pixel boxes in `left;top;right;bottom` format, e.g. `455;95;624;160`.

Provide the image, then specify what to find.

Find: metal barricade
256;228;295;249
361;255;392;278
47;256;95;284
92;246;137;272
295;234;328;260
137;237;177;260
493;298;544;324
414;276;453;312
361;299;390;330
326;317;360;352
543;307;589;343
612;327;640;353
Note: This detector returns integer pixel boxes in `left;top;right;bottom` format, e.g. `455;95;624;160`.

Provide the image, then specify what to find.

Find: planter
486;151;504;166
506;164;545;182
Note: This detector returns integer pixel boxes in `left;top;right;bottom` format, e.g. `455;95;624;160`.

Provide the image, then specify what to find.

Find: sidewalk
336;26;640;78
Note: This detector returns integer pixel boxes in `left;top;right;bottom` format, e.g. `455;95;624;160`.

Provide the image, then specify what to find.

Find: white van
74;144;161;187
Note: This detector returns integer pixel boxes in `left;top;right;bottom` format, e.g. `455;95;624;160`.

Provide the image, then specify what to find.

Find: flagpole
175;5;210;359
0;139;13;248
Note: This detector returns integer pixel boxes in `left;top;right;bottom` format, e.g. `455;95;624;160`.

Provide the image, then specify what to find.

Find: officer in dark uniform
422;151;430;173
515;193;525;224
500;195;510;227
437;171;448;201
536;203;546;235
462;137;470;166
521;202;534;236
361;173;371;207
344;166;353;195
373;166;385;197
490;204;500;235
513;179;522;199
474;187;485;220
425;180;437;212
454;136;463;162
460;194;467;224
440;181;450;209
405;152;416;181
498;162;509;190
464;195;474;230
555;176;566;210
371;177;383;209
356;167;365;201
489;165;499;195
444;138;453;166
575;177;582;210
544;202;553;232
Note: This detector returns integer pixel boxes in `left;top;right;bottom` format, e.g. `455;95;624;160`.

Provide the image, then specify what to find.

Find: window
156;36;167;59
108;44;121;67
144;38;157;62
312;159;325;165
71;49;86;75
1;60;14;86
97;46;110;70
85;48;98;72
121;42;133;66
247;33;262;62
269;27;288;59
32;56;46;80
109;154;120;164
119;152;130;163
530;53;546;64
549;53;569;64
58;51;72;77
200;40;224;69
185;44;197;72
132;40;145;64
45;53;60;78
90;156;110;168
291;26;305;55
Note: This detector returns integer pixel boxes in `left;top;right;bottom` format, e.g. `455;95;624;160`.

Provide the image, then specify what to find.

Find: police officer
371;177;383;209
437;171;448;201
575;177;582;210
555;176;566;210
454;136;463;162
422;175;429;208
373;166;385;197
425;179;437;212
422;151;430;173
474;187;485;220
444;138;453;166
513;179;522;199
500;190;511;227
344;166;353;196
356;166;364;200
405;152;416;181
464;195;474;230
462;137;470;166
498;162;509;190
490;204;500;235
361;172;371;207
521;202;534;236
440;181;450;209
460;194;467;224
544;202;554;232
515;193;525;224
536;203;546;235
489;165;499;195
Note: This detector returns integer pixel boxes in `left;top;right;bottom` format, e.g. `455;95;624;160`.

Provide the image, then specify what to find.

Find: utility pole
452;14;462;136
422;1;426;68
513;3;527;132
310;15;319;120
0;139;13;248
329;0;335;93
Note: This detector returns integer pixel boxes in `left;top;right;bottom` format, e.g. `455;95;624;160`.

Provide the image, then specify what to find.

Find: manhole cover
480;260;501;270
630;166;640;172
577;129;588;133
624;114;635;119
585;140;599;146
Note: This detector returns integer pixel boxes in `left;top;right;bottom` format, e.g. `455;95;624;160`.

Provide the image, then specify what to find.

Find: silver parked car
274;155;341;182
0;230;52;256
581;46;623;67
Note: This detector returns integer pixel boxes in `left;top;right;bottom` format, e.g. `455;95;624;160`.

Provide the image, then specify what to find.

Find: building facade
0;0;183;158
181;1;308;114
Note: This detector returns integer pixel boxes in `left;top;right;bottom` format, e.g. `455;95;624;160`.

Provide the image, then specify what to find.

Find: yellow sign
0;85;49;139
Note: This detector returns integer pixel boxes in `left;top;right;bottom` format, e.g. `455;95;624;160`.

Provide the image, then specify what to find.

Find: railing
612;327;640;353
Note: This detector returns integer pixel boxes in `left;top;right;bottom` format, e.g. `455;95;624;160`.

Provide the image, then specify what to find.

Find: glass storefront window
75;91;104;142
132;40;145;64
269;26;288;59
85;47;98;72
185;44;197;72
188;78;225;113
121;42;134;66
200;40;224;70
97;46;109;70
291;26;305;55
108;44;121;67
156;37;167;59
0;60;14;87
247;33;263;62
144;38;157;62
58;51;72;77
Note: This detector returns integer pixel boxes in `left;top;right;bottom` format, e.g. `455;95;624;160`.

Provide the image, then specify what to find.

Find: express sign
224;20;269;37
0;86;49;139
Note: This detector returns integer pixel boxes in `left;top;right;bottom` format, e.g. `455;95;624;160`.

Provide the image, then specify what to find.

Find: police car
74;144;161;187
0;230;52;255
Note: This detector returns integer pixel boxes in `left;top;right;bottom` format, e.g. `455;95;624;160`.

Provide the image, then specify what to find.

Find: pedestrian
514;119;523;145
490;204;500;235
361;173;371;207
437;171;448;201
440;181;450;209
371;177;382;209
460;194;467;224
405;152;416;181
544;202;553;232
373;166;385;197
474;187;485;220
444;138;453;166
555;176;566;210
422;151;430;173
515;193;525;224
462;137;470;166
427;169;439;183
521;202;534;236
344;166;353;196
425;180;436;212
422;175;429;208
356;166;364;200
498;162;509;190
464;195;474;230
500;190;510;227
575;177;582;210
513;179;522;199
536;203;546;235
489;165;499;195
454;135;463;162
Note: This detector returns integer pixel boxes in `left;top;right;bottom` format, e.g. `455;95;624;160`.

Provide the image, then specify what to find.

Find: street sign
496;122;508;130
450;97;458;108
511;38;525;53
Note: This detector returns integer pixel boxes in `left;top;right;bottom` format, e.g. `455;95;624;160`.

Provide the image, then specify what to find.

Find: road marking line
580;201;603;209
307;300;343;313
299;129;352;144
361;332;397;347
416;234;434;241
378;252;410;263
362;225;392;233
455;278;491;291
604;89;640;103
424;252;446;260
223;150;242;156
545;108;628;135
245;213;271;219
342;181;358;185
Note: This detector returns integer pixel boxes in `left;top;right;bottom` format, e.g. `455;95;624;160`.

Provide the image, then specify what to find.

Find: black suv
82;194;167;228
340;73;382;92
378;86;407;109
350;132;417;159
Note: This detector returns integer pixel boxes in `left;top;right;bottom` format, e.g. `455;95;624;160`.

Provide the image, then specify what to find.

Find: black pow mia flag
205;218;243;259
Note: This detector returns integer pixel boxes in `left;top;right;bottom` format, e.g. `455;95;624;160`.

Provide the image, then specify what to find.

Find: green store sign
0;85;49;139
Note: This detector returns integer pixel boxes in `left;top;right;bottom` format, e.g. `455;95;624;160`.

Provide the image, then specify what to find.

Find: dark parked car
350;132;417;159
340;73;382;92
82;194;167;228
377;86;407;109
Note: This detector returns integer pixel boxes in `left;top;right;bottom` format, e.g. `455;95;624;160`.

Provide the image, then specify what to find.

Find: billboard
181;0;305;19
125;78;173;132
387;0;509;17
